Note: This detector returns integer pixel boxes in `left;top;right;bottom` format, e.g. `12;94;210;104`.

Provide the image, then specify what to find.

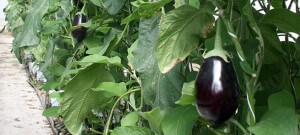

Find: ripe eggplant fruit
72;14;87;42
195;56;240;124
195;19;240;125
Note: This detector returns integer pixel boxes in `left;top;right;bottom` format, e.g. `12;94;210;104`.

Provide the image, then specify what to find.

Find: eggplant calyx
204;18;230;62
203;49;230;62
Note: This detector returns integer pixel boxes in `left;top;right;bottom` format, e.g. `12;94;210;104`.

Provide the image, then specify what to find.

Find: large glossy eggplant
195;56;240;125
72;14;87;42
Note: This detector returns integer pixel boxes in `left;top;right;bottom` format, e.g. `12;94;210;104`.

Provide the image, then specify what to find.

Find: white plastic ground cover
27;61;61;107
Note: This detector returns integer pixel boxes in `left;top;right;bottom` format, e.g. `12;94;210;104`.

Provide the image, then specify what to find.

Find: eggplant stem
214;19;223;51
103;88;141;135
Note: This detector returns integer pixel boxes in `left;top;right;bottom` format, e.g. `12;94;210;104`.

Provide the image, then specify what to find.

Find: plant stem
230;118;249;135
222;18;246;61
123;67;144;109
210;0;246;61
103;88;141;135
80;0;87;14
214;19;223;50
90;128;103;134
104;24;129;55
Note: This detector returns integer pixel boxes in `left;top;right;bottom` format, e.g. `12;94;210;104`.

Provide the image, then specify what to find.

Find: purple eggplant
72;14;87;42
195;56;240;125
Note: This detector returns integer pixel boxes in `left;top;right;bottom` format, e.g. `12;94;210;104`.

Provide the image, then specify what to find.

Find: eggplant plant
4;0;300;135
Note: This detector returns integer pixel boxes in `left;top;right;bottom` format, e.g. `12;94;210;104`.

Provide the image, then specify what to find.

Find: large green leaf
161;106;199;135
56;0;71;19
156;5;214;73
15;0;49;47
249;89;298;135
99;28;121;55
42;106;60;117
141;108;166;134
102;0;126;15
141;64;185;109
259;24;284;54
261;8;300;34
268;90;295;110
129;16;160;72
83;36;103;49
239;0;264;52
248;108;298;135
129;17;185;109
40;38;55;71
90;0;102;6
271;0;283;8
121;112;139;126
92;82;127;97
174;0;188;8
175;81;195;106
61;64;114;135
122;0;173;24
78;54;122;66
111;126;154;135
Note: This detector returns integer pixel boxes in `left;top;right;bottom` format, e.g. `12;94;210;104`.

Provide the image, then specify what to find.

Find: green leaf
248;108;298;135
83;36;102;49
42;81;59;91
129;17;160;72
122;0;173;24
61;64;114;135
156;5;214;73
161;106;199;135
92;82;127;97
48;64;65;76
78;54;122;66
41;20;63;35
141;108;166;134
295;37;300;52
49;92;64;103
175;0;188;8
239;0;264;55
14;0;49;47
42;106;60;117
259;24;284;54
57;0;72;19
189;0;200;9
240;61;256;75
295;72;300;108
127;39;138;66
176;81;195;106
261;9;300;34
99;28;121;55
86;47;103;55
102;0;126;15
90;0;102;6
40;38;55;71
129;17;185;109
121;112;139;126
111;126;154;135
271;0;283;8
150;64;185;109
268;90;295;110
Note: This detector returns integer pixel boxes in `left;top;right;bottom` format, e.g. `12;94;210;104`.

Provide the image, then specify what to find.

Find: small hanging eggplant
72;13;87;42
195;19;240;125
